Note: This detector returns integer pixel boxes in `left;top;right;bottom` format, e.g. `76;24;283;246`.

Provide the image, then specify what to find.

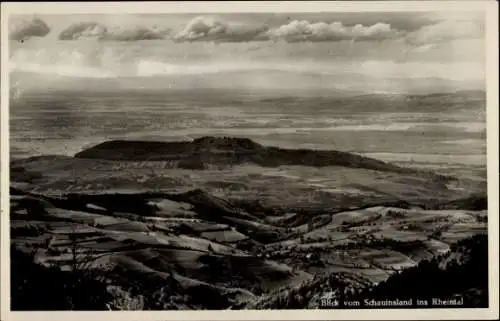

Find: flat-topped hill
74;136;449;180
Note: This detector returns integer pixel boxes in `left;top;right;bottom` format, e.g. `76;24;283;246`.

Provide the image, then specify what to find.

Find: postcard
1;1;498;320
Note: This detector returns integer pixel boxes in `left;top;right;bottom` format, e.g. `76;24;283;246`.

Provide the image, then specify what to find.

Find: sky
7;12;486;89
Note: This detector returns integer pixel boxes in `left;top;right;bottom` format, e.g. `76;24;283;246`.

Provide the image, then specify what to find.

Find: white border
0;1;495;13
1;2;498;321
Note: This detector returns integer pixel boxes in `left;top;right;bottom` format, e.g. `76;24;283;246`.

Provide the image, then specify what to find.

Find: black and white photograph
1;1;498;320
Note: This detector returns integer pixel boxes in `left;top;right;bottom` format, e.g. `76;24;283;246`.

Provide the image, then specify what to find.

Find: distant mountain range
151;69;485;95
11;65;485;96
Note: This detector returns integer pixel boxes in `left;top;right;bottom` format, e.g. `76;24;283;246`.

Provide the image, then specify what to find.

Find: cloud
265;20;403;42
404;19;484;45
106;25;171;41
173;17;404;43
58;22;107;40
9;17;51;41
48;14;485;47
173;16;269;42
58;21;170;41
